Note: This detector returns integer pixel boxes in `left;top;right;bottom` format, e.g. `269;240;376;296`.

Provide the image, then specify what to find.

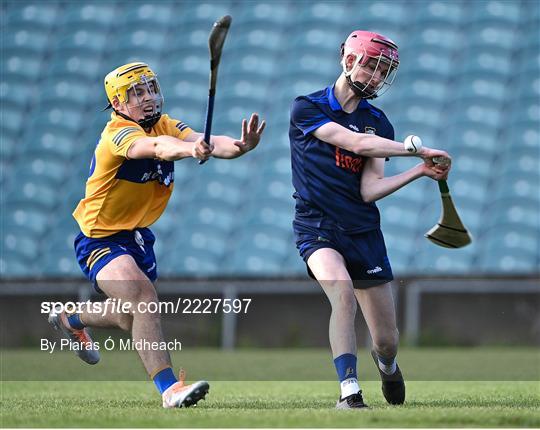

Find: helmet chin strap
345;75;378;99
114;110;161;129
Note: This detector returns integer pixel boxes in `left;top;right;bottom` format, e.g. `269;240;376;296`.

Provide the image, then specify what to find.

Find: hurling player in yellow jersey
48;62;265;408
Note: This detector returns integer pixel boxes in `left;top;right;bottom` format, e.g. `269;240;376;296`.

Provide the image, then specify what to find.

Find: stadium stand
1;1;538;277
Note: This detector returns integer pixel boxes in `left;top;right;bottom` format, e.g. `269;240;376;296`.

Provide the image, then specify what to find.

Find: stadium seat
224;246;286;276
233;2;293;26
4;3;59;31
161;247;222;277
3;226;41;261
398;46;453;77
61;3;116;28
414;1;465;26
245;198;295;233
468;1;522;25
48;51;102;81
118;3;175;27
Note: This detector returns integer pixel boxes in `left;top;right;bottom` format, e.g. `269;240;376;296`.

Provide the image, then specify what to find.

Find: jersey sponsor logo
364;126;376;134
348;124;359;132
335;147;363;173
366;266;383;274
116;159;174;186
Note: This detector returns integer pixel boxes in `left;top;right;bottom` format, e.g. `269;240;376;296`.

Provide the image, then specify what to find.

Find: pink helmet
340;30;399;99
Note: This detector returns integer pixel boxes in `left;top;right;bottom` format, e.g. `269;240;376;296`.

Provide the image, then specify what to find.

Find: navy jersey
289;85;395;233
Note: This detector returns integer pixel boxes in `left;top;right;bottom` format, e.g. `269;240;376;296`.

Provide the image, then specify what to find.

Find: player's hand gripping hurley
199;15;232;165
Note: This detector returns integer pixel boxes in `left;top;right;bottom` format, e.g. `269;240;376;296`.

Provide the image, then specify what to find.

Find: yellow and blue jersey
73;112;192;238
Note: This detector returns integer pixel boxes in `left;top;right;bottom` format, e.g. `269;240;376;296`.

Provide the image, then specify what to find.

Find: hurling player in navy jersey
289;31;451;409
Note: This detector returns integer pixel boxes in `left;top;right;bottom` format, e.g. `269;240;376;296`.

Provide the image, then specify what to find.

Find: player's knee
329;286;357;316
116;312;133;331
130;281;159;312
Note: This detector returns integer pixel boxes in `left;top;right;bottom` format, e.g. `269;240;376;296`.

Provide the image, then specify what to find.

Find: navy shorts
293;221;393;288
74;228;157;293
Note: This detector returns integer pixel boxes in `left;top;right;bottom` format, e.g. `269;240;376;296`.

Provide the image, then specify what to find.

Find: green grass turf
1;348;539;427
1;381;539;427
2;347;539;381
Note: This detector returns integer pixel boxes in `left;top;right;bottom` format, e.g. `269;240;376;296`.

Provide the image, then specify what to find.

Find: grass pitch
1;348;539;427
2;381;539;427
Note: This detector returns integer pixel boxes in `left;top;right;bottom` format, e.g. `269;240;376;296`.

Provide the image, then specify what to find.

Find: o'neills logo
335;147;363;173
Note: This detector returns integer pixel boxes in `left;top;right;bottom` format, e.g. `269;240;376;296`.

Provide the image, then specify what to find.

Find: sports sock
66;313;86;330
377;353;397;375
152;367;178;394
334;353;360;398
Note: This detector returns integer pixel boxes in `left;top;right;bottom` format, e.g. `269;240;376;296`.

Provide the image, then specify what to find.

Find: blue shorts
293;221;393;288
74;228;157;293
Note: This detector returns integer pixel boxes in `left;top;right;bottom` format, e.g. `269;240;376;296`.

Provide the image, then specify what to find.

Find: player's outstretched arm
127;136;212;161
199;113;266;159
313;122;450;160
361;157;451;203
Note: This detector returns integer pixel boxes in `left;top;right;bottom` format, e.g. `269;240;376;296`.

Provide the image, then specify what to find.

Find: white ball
403;135;422;153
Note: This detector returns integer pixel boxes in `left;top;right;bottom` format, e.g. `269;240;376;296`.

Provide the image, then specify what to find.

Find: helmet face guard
104;62;164;128
123;75;164;129
341;31;399;99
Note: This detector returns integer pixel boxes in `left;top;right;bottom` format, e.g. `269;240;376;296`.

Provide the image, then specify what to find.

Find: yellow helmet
103;62;164;128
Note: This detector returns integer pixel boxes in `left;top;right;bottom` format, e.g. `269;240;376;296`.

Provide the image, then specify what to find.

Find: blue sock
333;353;357;382
377;353;396;365
153;367;177;394
66;313;86;330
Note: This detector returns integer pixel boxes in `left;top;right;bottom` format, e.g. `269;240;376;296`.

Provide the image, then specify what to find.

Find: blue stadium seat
119;3;175;27
398;46;453;77
2;28;51;54
5;3;59;31
415;244;476;274
3;226;41;261
446;99;504;129
468;1;522;25
1;52;42;80
222;47;280;78
54;30;109;54
227;23;284;52
452;75;507;104
409;23;463;51
6;180;59;210
245;198;295;233
219;78;270;103
466;19;519;51
414;1;466;26
161;247;222;277
0;253;35;278
61;3;116;28
48;51;102;81
3;205;50;236
24;127;80;159
486;198;539;230
233;2;293;26
1;74;38;109
224;246;286;276
353;1;408;26
378;194;425;232
461;46;513;77
392;71;449;103
291;27;344;53
1;106;25;137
